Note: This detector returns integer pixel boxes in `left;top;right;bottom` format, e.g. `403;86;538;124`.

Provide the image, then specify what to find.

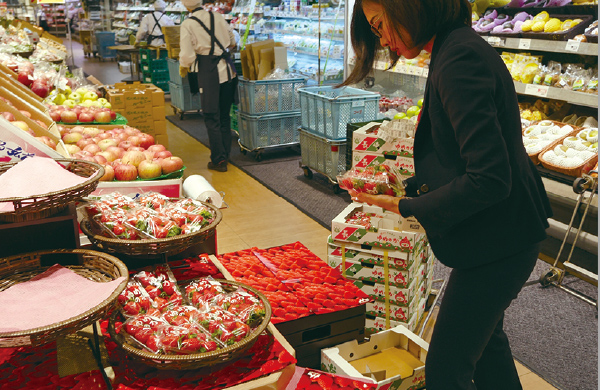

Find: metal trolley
298;127;347;193
539;169;598;310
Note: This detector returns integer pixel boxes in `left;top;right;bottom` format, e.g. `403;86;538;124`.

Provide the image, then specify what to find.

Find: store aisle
71;45;557;389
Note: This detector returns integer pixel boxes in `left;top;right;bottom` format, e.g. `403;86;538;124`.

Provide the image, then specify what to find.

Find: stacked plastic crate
140;48;169;93
297;86;380;192
95;32;116;61
166;58;201;119
236;77;306;161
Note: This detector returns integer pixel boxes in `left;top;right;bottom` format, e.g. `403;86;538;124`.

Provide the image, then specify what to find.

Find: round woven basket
0;159;105;223
108;280;272;370
80;201;222;256
0;248;129;348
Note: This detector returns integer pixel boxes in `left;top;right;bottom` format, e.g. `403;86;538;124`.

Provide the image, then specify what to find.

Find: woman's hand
348;190;402;214
179;66;189;78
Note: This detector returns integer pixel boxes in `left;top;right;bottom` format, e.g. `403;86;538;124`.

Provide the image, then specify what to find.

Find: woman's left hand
348;190;402;214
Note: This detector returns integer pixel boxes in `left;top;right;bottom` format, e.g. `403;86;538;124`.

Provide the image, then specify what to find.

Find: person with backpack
135;0;175;47
178;0;238;172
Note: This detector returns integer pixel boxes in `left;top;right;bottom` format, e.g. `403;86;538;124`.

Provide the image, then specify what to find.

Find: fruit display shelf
56;112;128;126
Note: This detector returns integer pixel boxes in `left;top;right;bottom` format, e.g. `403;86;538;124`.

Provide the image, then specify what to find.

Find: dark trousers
203;78;237;165
425;243;540;390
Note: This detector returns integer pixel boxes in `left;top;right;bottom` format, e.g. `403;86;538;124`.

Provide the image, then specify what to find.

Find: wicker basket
0;249;129;348
0;159;105;223
538;130;599;177
108;279;272;370
524;121;583;165
79;200;222;256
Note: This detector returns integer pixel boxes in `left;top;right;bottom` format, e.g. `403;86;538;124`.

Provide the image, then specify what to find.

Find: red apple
110;110;117;120
98;138;118;151
121;150;146;168
106;146;125;159
77;138;95;149
79;112;95;123
31;82;50;98
138;133;155;149
124;127;141;136
117;141;133;150
94;111;112;123
82;127;101;138
96;150;117;163
64;144;81;155
99;164;115;181
97;132;111;140
143;150;155;160
147;144;167;153
155;150;173;159
127;136;141;146
36;136;57;150
60;110;78;123
93;154;108;165
70;126;86;133
114;163;138;181
83;143;102;155
127;146;145;152
17;71;32;87
49;110;62;122
160;156;184;174
11;121;30;132
18;110;31;118
62;132;83;144
35;120;48;129
1;112;15;121
115;132;129;142
138;159;162;179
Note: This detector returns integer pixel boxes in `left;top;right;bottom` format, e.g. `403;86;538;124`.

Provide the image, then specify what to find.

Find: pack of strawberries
337;164;406;196
85;192;216;240
116;263;266;355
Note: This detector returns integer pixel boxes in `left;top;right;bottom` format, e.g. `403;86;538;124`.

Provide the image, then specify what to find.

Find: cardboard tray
521;15;593;41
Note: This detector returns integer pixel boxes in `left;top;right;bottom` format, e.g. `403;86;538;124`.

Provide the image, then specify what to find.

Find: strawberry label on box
328;256;424;289
352;122;415;158
365;312;418;334
286;366;377;390
353;276;422;307
366;290;425;323
352;153;415;178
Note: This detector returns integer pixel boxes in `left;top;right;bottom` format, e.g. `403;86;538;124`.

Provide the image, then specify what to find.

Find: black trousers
425;243;540;390
203;78;236;165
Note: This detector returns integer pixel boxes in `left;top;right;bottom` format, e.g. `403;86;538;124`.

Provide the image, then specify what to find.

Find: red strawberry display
121;314;166;351
137;192;169;210
195;306;251;345
337;164;405;196
212;290;266;324
134;266;183;312
118;282;156;316
184;278;226;308
163;305;201;326
159;324;218;354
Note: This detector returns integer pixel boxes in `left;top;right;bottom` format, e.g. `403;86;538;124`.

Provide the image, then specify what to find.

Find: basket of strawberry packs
108;265;271;370
80;192;222;256
337;164;406;196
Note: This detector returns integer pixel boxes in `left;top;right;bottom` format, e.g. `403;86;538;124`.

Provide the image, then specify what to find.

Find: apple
17;72;33;87
115;132;129;142
98;138;118;151
97;132;111;140
76;138;95;149
118;140;133;150
67;93;81;102
99;164;115;181
36;136;57;150
124;127;141;136
160;156;184;174
1;112;15;121
114;163;138;181
62;99;77;109
18;110;31;118
62;132;83;144
121;150;146;168
138;159;163;179
49;110;62;122
64;144;81;155
94;111;112;123
147;144;167;153
143;150;155;160
127;136;141;146
83;143;102;155
406;105;420;118
393;112;406;120
128;146;145;152
155;150;173;159
138;133;155;149
77;150;94;158
96;150;117;162
98;98;109;105
106;146;125;159
70;126;86;133
84;91;98;101
60;110;78;123
79;112;95;123
35;120;48;129
31;82;50;98
93;154;107;165
82;127;101;138
417;98;424;108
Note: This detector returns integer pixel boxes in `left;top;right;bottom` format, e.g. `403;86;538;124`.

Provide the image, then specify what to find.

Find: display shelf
514;82;598;108
264;28;344;41
482;35;599;56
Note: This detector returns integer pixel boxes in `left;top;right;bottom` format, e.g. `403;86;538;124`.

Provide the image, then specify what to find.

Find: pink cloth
0;156;91;212
0;264;126;333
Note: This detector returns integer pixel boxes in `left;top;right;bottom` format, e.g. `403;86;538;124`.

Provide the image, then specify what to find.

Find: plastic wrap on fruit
196;306;251;345
120;314;168;352
134;265;184;312
184;277;226;308
337;164;406;197
158;323;221;354
118;280;160;317
212;289;266;325
163;305;202;326
136;191;169;210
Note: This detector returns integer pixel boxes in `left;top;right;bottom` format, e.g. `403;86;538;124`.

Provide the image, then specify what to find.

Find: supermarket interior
0;0;598;389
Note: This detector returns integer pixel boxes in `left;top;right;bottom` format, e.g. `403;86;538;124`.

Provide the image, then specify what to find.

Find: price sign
408;66;424;77
396;64;408;74
525;84;549;97
565;39;581;52
375;61;387;70
488;36;505;47
518;39;531;50
422;68;429;78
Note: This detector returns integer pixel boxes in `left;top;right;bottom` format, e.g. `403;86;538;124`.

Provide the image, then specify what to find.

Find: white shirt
179;9;236;84
136;11;175;47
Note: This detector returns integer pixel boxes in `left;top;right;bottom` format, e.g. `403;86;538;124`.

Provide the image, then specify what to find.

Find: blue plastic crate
298;127;347;181
238;111;301;151
238;77;306;115
167;58;187;85
169;82;201;113
298;86;380;140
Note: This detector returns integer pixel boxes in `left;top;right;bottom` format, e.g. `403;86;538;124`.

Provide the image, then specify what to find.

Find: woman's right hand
348;190;402;215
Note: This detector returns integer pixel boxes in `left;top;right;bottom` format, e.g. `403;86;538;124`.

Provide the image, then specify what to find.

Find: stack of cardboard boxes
105;82;168;147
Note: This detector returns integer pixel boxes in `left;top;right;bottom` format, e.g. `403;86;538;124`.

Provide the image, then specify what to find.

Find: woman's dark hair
341;0;471;86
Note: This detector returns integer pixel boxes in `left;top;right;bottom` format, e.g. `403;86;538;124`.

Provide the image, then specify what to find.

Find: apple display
93;154;108;165
98;138;118;151
99;164;115;181
94;111;112;123
96;150;117;163
83;143;102;155
106;146;125;159
114;163;138;181
155;150;173;159
138;159;163;179
121;150;146;168
60;110;78;123
138;133;155;149
76;138;95;149
147;144;167;153
160;156;184;174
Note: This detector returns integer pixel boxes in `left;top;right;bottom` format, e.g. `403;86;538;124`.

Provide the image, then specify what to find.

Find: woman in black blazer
344;0;553;388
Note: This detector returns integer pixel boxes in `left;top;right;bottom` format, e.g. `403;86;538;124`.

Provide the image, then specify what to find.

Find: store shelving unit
42;4;67;37
111;2;187;44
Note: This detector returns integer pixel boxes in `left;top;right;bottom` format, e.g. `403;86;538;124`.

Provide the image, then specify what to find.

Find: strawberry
316;374;334;388
134;327;153;343
334;376;352;387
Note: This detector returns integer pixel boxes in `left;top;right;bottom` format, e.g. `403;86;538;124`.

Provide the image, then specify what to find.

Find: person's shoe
208;161;227;172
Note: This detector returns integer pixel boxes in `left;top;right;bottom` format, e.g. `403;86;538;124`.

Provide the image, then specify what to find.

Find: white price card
397;65;408;74
422;68;429;78
409;67;424;77
525;83;549;97
565;39;581;52
518;39;531;49
488;36;505;47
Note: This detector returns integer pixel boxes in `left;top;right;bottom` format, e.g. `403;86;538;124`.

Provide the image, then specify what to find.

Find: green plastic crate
140;58;168;73
140;48;168;61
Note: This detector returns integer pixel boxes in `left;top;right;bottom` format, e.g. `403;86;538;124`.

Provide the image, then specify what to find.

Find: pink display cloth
0;156;89;212
0;264;126;333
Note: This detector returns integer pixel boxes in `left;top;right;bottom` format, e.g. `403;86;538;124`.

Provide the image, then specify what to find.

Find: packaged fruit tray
521;15;593;41
80;193;222;256
538;127;598;177
522;120;583;165
108;277;271;370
